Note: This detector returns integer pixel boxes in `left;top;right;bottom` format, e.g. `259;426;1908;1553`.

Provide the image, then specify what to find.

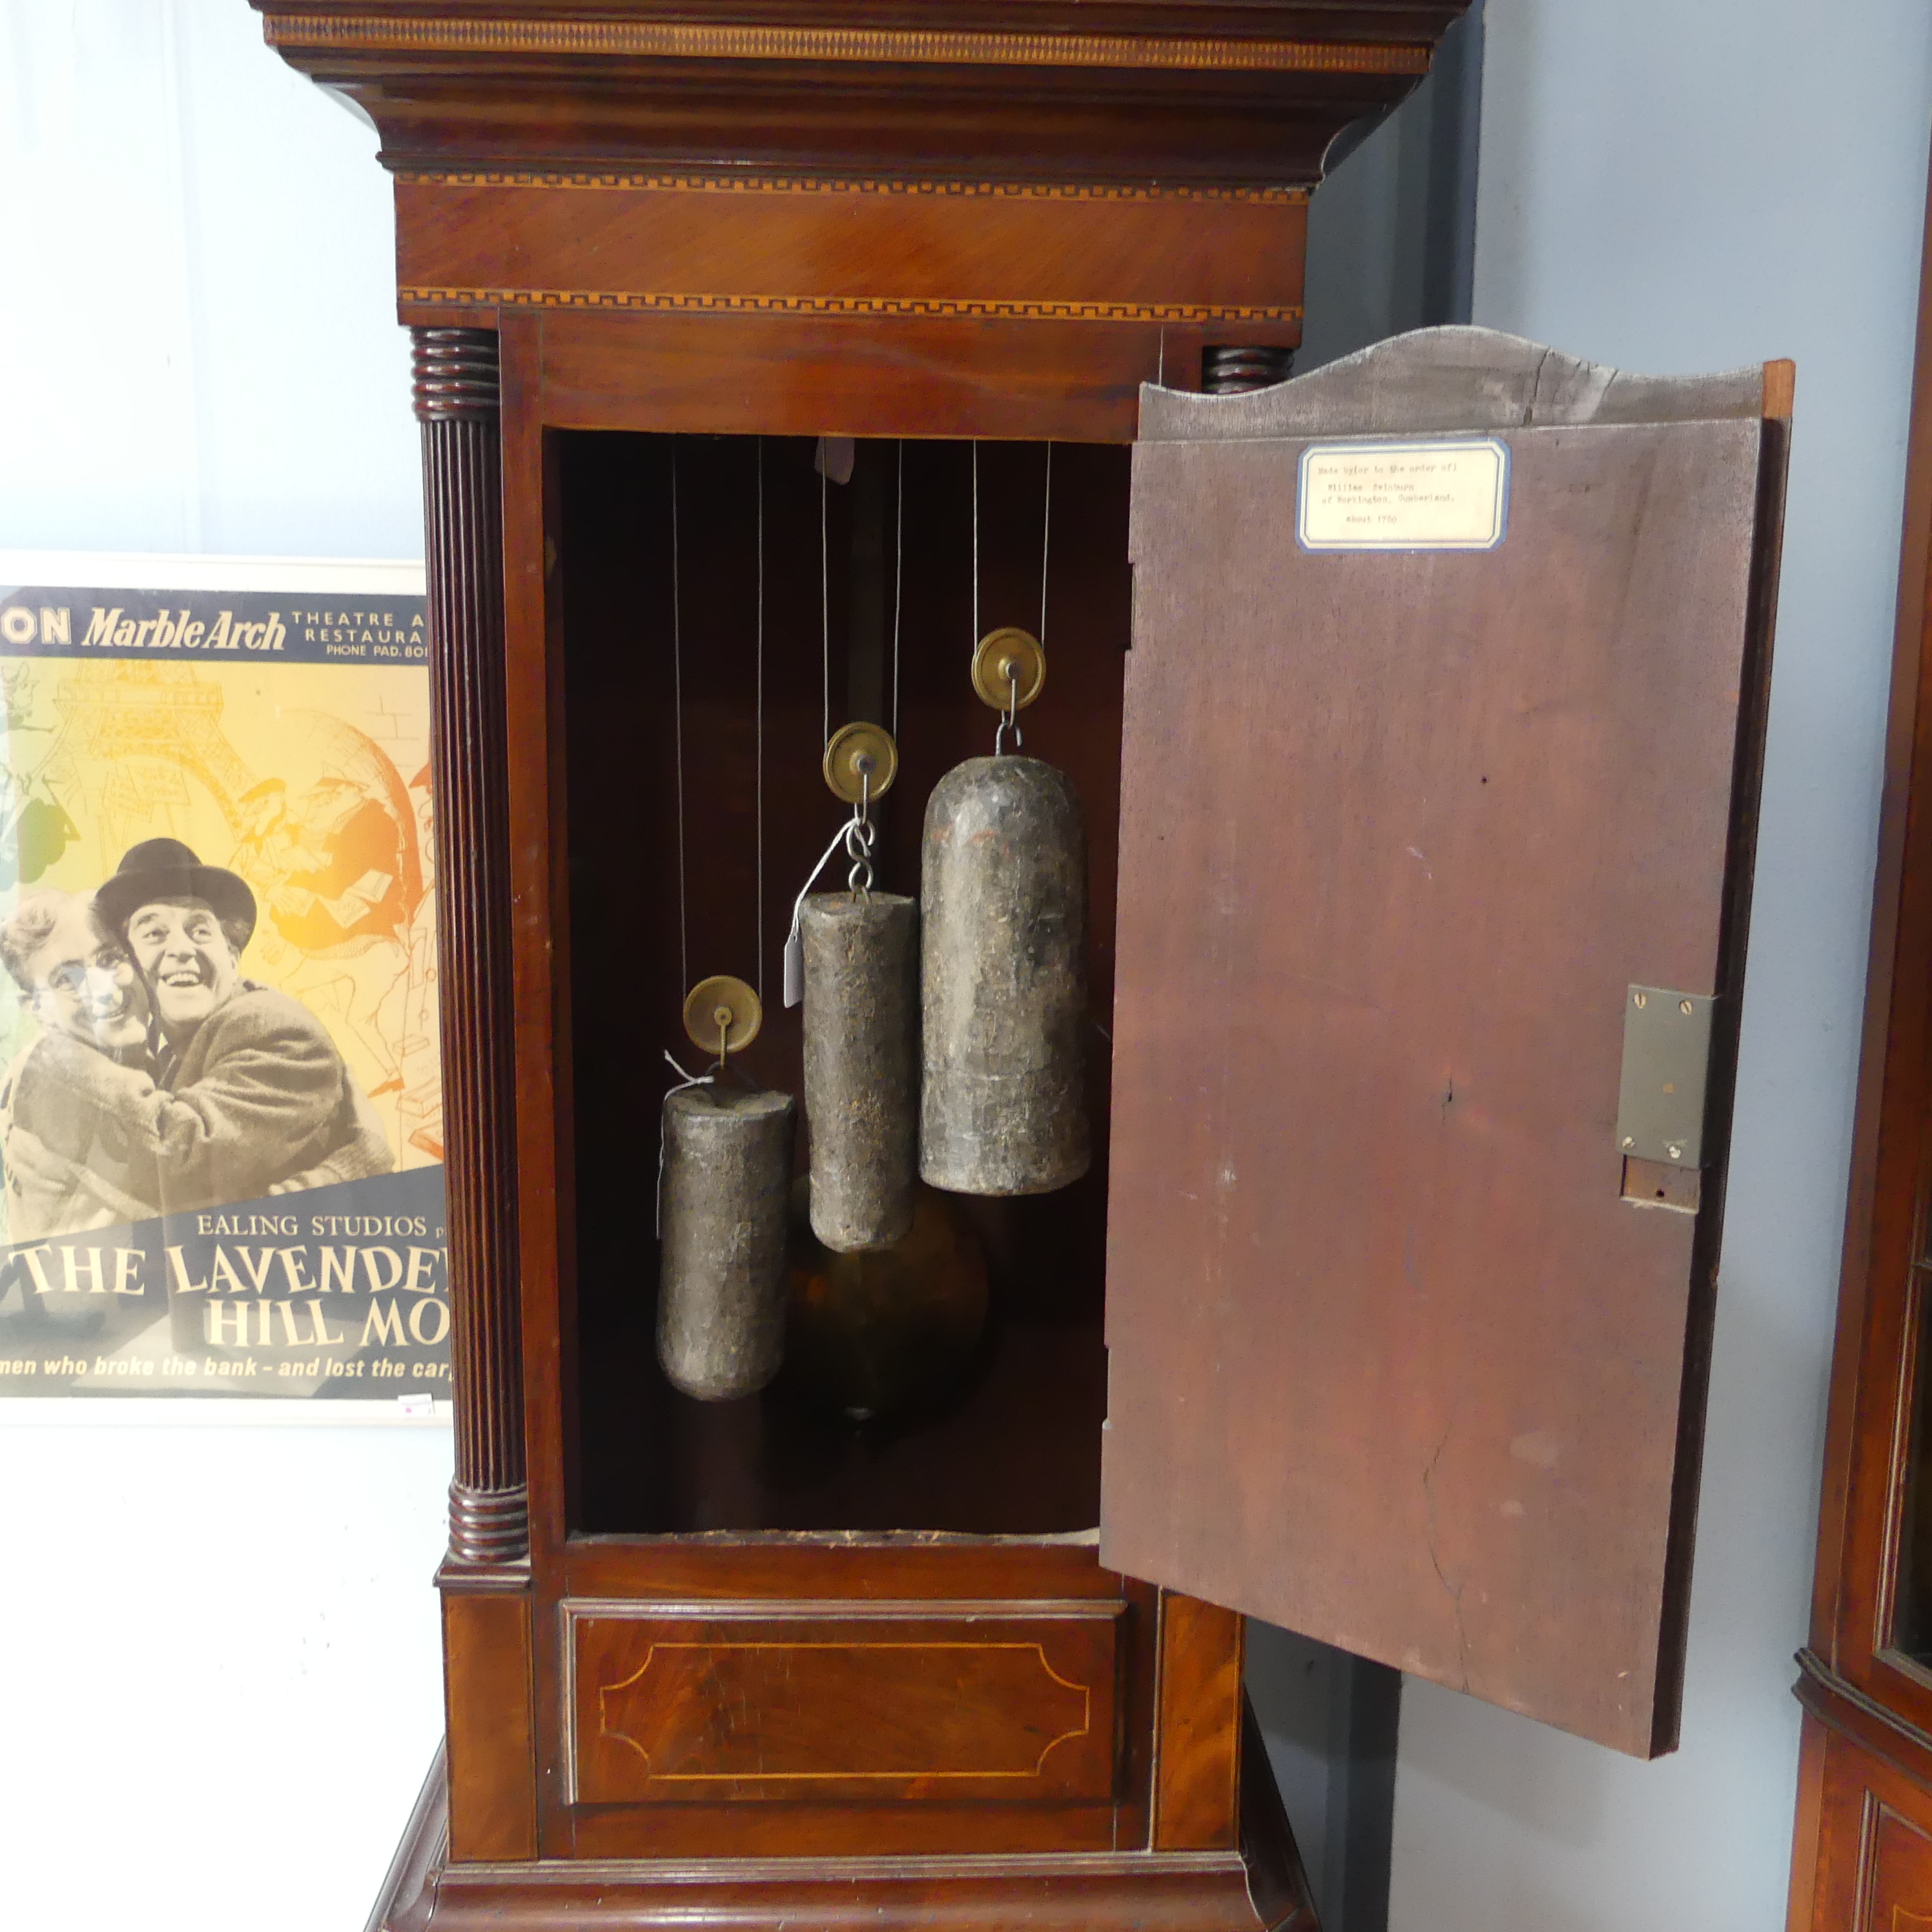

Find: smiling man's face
125;897;240;1040
25;899;151;1054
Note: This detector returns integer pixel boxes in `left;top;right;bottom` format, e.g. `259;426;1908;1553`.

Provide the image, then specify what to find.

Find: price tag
783;930;804;1009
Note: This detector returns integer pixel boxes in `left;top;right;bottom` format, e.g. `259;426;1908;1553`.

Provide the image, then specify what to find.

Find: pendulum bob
920;755;1091;1196
657;1087;797;1402
801;890;919;1253
785;1180;989;1421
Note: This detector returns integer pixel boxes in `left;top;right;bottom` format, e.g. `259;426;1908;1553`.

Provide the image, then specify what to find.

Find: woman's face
125;897;239;1036
27;901;151;1053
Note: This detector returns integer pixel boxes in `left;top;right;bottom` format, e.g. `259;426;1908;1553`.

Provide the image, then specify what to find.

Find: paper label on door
1297;437;1510;552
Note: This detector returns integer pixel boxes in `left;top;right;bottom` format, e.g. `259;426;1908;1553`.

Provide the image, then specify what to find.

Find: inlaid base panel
567;1601;1118;1807
368;1745;1317;1932
519;1545;1228;1861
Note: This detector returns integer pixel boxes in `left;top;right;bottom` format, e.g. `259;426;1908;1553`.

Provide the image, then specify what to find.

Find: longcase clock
250;8;1789;1928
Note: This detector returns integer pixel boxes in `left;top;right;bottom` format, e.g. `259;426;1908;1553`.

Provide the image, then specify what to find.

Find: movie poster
0;567;447;1400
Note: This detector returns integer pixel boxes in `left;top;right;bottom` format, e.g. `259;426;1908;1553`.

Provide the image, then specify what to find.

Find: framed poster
0;555;447;1406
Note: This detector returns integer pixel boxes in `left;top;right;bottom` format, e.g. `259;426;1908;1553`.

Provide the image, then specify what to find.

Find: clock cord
820;458;830;753
755;438;765;1004
892;438;905;743
670;441;688;993
1040;442;1052;648
970;439;979;663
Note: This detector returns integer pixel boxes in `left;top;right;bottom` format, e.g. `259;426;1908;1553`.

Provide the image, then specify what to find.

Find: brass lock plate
1615;985;1715;1168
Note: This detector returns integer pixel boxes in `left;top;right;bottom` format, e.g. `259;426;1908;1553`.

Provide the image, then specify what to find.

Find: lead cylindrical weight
921;755;1090;1195
658;1087;796;1400
802;892;919;1251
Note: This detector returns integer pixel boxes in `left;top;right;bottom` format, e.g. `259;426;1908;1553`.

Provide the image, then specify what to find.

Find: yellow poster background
0;655;441;1247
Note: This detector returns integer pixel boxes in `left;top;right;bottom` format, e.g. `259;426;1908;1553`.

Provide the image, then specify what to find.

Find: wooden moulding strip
265;16;1433;77
446;1850;1249;1882
416;1856;1273;1932
396;288;1303;326
393;171;1310;205
555;1597;1126;1622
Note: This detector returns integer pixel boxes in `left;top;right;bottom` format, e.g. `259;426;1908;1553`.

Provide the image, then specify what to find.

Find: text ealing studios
5;1210;449;1384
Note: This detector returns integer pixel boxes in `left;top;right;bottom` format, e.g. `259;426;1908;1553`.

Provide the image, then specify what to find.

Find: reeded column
414;327;526;1565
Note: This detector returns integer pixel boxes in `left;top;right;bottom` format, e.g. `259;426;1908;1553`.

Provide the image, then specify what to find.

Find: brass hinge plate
1616;986;1715;1169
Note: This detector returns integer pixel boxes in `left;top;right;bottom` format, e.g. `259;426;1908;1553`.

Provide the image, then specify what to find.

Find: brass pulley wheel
971;628;1047;713
683;974;763;1058
822;721;899;805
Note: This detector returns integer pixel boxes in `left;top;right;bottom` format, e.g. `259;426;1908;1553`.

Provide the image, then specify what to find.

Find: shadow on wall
1295;2;1486;373
1249;1621;1404;1932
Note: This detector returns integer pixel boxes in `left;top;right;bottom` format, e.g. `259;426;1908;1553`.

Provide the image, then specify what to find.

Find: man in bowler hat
9;839;392;1213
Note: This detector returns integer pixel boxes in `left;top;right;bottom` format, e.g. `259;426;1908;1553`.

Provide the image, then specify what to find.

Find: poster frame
0;550;450;1426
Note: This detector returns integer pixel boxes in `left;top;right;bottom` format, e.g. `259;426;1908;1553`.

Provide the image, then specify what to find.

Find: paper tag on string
785;817;854;1009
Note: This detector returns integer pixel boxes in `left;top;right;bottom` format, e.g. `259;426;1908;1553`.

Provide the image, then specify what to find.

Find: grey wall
0;0;422;558
1390;5;1932;1927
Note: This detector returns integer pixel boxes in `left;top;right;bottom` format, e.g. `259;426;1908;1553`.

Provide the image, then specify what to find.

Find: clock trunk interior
562;432;1127;1537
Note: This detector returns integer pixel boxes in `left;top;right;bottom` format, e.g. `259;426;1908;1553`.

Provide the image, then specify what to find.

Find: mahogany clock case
428;326;1787;1893
460;380;1259;1891
245;1;1469;188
